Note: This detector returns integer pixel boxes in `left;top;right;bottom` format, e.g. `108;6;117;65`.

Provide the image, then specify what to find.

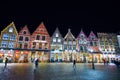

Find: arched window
23;31;26;34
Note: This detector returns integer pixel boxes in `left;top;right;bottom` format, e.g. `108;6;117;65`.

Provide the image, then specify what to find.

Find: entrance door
31;52;35;62
55;53;58;62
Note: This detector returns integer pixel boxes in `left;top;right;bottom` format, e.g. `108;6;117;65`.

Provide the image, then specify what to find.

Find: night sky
0;1;119;37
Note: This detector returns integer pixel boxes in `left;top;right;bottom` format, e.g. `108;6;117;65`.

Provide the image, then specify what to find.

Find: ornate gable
32;22;50;37
1;22;18;36
77;29;87;39
51;27;62;38
77;29;88;45
18;25;30;36
88;31;98;41
64;29;75;40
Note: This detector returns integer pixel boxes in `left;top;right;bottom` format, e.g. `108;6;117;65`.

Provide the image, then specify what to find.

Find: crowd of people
102;58;120;67
113;58;120;67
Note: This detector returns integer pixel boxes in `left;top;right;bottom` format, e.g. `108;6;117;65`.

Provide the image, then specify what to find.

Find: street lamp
90;49;95;69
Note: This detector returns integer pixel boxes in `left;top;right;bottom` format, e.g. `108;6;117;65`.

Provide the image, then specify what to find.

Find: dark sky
0;1;119;37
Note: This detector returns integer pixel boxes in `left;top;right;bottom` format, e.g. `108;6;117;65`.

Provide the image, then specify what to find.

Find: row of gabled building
0;22;119;63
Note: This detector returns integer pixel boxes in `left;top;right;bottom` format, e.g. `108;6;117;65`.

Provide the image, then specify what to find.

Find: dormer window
9;27;13;32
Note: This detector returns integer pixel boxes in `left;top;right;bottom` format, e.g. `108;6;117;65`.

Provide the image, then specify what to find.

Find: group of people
102;58;109;65
113;58;120;67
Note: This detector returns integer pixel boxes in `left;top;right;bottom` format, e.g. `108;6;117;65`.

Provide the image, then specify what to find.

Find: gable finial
68;28;71;32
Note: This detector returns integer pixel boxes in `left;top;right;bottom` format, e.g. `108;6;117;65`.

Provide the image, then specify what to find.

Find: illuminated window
64;41;67;44
45;43;48;49
53;38;56;42
3;33;9;40
24;43;28;48
32;42;36;48
68;45;72;50
9;27;13;32
18;43;22;48
58;39;61;42
56;33;58;37
64;45;67;50
1;41;8;48
10;34;16;40
8;42;14;48
39;43;42;49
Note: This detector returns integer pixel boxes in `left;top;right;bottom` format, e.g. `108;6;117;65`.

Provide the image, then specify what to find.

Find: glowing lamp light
25;51;28;54
8;53;12;57
21;51;23;54
15;50;20;54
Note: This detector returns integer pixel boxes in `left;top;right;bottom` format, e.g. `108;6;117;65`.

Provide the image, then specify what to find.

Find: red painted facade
31;22;50;50
17;25;31;49
88;31;99;52
30;22;50;62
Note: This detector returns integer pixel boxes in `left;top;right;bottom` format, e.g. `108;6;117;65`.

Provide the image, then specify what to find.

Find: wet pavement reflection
0;63;120;80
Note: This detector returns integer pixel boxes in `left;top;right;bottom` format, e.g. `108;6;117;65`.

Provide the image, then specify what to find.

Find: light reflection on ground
0;63;120;80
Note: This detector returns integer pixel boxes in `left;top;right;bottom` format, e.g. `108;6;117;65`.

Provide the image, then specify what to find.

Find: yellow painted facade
0;22;18;48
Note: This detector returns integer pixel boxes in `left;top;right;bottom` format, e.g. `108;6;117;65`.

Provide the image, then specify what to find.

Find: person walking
35;58;39;68
34;58;39;72
73;59;76;69
3;57;8;71
102;58;106;65
4;57;8;68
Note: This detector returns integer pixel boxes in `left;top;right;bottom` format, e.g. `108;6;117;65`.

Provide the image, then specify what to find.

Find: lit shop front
62;50;77;62
31;51;50;62
50;50;63;62
76;52;103;63
0;49;14;63
14;50;29;63
0;50;4;63
87;53;102;63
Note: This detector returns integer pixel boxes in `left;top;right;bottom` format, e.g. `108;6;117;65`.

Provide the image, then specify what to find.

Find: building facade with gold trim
0;22;18;62
97;33;118;62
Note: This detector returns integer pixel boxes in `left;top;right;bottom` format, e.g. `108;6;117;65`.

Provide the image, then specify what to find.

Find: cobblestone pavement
0;63;120;80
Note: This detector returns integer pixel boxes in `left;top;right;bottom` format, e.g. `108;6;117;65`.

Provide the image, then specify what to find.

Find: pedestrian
34;58;39;72
106;59;109;65
4;57;8;68
102;58;106;65
73;59;76;68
